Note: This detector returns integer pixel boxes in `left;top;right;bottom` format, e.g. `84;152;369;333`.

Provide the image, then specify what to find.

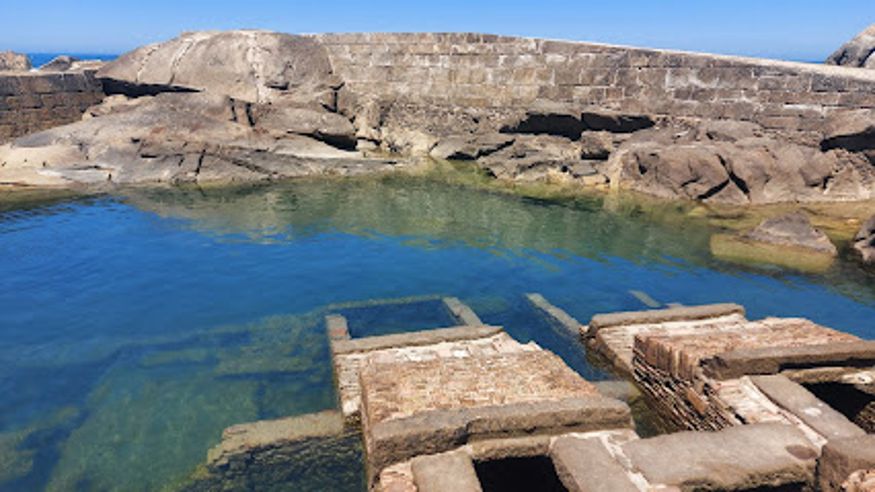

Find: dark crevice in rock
291;131;357;151
244;103;256;128
821;174;833;191
195;151;205;175
99;78;199;98
821;134;875;153
500;114;584;140
696;180;730;200
581;111;655;133
728;170;749;196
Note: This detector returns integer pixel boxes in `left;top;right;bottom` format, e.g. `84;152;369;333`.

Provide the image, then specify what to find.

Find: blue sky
1;0;872;61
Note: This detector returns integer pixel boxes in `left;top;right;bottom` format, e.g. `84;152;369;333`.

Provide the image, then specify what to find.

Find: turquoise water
1;176;873;491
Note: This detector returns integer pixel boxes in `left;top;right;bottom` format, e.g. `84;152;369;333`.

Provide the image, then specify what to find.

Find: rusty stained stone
360;350;599;425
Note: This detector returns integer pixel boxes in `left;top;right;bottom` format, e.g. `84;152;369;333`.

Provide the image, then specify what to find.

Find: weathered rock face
37;55;79;72
743;212;838;255
604;121;875;205
0;51;31;72
4;29;875;202
828;25;875;69
854;215;875;264
97;30;336;103
0;92;400;186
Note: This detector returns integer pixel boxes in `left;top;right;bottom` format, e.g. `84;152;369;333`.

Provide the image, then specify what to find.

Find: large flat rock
622;423;818;490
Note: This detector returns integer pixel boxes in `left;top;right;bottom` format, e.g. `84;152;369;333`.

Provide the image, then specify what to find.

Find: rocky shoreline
1;28;874;268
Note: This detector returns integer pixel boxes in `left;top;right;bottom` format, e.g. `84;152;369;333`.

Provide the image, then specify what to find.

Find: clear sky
1;0;872;61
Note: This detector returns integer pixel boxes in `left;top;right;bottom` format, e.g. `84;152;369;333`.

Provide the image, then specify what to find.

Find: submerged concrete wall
0;71;104;143
318;33;875;138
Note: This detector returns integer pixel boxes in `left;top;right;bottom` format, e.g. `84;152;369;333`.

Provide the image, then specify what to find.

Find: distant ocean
27;52;118;68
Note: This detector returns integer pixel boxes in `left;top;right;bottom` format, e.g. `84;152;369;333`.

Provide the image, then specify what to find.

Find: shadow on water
0;174;873;490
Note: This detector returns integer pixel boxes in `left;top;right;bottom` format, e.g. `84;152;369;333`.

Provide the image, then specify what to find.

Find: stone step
621;423;818;490
750;374;865;441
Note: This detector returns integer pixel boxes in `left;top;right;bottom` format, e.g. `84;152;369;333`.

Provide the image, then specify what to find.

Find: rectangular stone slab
703;340;875;380
526;293;583;336
360;350;601;425
333;329;528;425
588;303;745;335
636;318;860;381
750;375;865;441
550;436;639;492
331;325;502;354
622;423;818;490
411;451;483;492
442;297;483;326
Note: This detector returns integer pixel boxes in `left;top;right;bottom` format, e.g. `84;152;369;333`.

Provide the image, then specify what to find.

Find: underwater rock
710;212;844;273
744;212;838;255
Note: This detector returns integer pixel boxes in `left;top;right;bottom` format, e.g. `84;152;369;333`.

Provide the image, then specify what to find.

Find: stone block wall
0;71;104;143
317;33;875;138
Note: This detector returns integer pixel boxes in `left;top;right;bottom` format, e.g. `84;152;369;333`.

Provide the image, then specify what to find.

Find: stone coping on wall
314;31;875;84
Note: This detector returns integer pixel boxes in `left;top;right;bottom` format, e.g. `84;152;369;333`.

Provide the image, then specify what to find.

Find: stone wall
317;33;875;139
0;71;104;143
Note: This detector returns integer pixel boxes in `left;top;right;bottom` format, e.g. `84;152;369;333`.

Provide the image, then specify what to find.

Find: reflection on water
1;175;873;491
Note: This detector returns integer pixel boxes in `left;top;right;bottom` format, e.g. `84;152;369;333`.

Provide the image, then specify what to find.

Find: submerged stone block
191;411;363;492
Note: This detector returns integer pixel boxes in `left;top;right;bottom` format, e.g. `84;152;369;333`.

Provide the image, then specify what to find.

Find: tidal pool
1;175;874;491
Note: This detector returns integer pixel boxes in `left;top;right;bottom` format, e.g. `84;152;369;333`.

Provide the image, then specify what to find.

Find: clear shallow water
1;176;874;491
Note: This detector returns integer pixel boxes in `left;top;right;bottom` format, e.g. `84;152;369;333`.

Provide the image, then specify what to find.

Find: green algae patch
710;233;836;273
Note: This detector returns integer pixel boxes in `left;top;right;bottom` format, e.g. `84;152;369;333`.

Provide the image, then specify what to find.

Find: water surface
1;176;873;491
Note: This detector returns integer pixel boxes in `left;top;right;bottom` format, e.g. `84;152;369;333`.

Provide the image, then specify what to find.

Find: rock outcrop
854;215;875;264
744;212;838;255
98;30;336;103
604;120;875;205
2;29;875;201
38;55;79;72
0;51;31;72
828;25;875;68
0;92;400;186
